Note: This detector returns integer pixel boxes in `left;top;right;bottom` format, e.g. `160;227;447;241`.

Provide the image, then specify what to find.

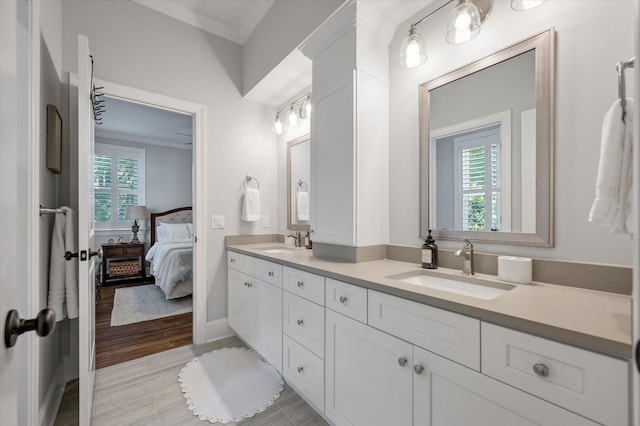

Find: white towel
297;191;309;221
48;207;79;321
588;99;634;234
242;188;261;222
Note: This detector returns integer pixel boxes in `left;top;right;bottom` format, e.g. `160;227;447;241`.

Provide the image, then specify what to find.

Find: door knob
5;308;56;348
89;248;103;259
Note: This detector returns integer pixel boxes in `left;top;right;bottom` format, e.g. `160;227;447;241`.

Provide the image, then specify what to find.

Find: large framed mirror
420;29;554;246
287;134;311;231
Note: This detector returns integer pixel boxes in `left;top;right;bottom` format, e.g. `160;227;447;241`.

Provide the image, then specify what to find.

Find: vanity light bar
273;92;311;135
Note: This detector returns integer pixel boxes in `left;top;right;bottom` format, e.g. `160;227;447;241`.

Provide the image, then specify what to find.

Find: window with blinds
453;126;501;231
94;144;145;230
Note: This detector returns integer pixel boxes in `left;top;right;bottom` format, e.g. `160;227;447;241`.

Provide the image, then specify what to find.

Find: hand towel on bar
48;206;79;321
242;187;261;222
588;98;634;234
297;191;309;221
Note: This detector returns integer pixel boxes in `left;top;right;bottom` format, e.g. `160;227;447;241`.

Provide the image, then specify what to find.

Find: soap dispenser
421;230;438;269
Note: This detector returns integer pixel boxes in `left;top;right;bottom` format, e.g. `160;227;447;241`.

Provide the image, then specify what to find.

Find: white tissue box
498;256;532;284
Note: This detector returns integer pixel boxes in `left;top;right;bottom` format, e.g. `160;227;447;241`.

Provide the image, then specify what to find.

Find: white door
77;34;98;425
325;310;413;426
0;0;38;424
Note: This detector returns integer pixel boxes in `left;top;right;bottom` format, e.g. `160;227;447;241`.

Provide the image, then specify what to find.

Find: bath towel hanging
47;206;79;321
242;176;261;222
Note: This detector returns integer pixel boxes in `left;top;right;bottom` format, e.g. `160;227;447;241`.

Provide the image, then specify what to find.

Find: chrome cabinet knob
397;357;408;367
339;296;348;304
230;258;236;263
297;319;304;326
297;366;304;373
297;281;304;287
533;363;549;377
413;364;424;375
268;271;274;277
244;282;249;287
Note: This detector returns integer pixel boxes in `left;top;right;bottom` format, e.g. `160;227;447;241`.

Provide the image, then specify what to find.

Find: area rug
110;284;192;326
178;347;284;424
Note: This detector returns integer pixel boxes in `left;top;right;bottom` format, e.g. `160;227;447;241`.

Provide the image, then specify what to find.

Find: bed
145;207;193;299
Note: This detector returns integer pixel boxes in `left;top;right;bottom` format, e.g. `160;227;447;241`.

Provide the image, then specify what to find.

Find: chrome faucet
287;231;303;248
454;239;475;275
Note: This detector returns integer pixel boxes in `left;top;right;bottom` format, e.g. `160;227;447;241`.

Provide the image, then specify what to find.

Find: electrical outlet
262;215;270;228
211;215;225;229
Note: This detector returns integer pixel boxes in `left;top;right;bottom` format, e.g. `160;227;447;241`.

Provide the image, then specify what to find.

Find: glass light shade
274;115;283;134
288;106;299;127
399;27;427;68
511;0;546;10
301;96;311;119
446;0;482;44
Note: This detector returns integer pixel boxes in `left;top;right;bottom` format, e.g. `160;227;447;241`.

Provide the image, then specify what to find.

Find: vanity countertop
227;243;632;359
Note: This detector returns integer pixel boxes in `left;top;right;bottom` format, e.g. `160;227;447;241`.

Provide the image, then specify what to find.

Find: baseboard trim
39;355;69;426
205;318;234;342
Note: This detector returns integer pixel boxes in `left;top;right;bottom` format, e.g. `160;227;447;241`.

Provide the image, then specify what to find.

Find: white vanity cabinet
227;252;282;371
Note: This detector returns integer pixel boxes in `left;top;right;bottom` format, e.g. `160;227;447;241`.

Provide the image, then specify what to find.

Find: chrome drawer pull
230;258;236;263
533;363;549;377
413;364;424;375
297;319;304;326
339;296;348;304
268;271;274;277
297;366;304;373
297;281;304;287
397;357;408;367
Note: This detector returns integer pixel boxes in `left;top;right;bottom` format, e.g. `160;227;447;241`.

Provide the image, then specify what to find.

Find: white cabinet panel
260;259;283;288
325;310;412;426
227;268;252;341
283;266;325;305
283;335;325;411
413;346;598;426
325;278;367;323
482;322;629;426
283;291;325;358
368;290;480;370
252;280;283;372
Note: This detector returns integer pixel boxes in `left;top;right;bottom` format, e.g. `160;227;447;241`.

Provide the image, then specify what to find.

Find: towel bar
39;205;65;216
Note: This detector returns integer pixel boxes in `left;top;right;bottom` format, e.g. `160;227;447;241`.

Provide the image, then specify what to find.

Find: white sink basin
257;246;297;254
387;271;514;300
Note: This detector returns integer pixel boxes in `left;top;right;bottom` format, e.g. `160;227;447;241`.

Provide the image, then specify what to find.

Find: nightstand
100;243;146;286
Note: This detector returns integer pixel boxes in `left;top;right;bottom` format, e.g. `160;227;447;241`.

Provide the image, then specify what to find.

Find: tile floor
55;335;328;426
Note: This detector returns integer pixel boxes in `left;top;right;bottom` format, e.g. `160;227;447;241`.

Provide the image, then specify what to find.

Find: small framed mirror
287;134;311;231
420;29;554;246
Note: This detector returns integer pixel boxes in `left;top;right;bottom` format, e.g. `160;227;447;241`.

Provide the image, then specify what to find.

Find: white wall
61;0;277;327
243;0;343;96
389;0;635;265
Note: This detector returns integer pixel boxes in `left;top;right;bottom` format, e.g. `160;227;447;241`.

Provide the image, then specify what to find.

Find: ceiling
96;97;193;150
104;1;433;141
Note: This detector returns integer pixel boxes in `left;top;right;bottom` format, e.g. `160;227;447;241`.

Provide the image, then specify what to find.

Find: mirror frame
287;134;311;231
419;28;555;246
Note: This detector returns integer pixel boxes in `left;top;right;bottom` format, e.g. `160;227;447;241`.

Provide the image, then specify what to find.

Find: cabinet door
412;346;598;426
227;268;252;342
325;310;412;426
252;279;283;372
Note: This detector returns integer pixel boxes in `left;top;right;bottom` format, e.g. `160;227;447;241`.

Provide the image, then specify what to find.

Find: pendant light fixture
288;105;299;127
301;94;311;119
274;114;283;135
511;0;546;11
399;0;491;69
446;0;482;44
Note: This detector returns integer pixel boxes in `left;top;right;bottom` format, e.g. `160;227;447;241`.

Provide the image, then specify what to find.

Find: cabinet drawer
368;290;480;370
481;323;628;426
325;278;367;323
283;335;324;411
259;259;282;288
283;267;325;306
227;251;242;270
105;246;124;256
283;292;325;358
124;246;143;255
227;251;262;278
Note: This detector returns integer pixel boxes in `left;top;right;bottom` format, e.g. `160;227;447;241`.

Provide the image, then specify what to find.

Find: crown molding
300;0;357;60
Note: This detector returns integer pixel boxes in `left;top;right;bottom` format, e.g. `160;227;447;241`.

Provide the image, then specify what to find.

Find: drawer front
325;278;367;323
368;290;480;370
227;251;262;278
105;246;124;257
227;251;242;270
481;323;629;426
282;335;324;411
260;259;283;288
283;267;325;306
283;292;325;358
124;245;143;255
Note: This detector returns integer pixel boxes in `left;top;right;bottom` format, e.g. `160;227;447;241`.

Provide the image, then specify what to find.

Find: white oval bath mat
178;347;284;424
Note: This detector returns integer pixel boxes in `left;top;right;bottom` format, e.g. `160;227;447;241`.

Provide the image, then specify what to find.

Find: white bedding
145;240;193;299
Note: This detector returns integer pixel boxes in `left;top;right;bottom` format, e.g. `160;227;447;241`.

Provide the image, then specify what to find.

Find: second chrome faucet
454;238;475;275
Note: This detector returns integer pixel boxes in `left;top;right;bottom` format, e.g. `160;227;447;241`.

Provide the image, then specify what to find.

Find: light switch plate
262;215;270;228
211;215;225;229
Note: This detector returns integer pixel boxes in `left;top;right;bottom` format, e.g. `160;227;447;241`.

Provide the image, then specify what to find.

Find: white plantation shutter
94;143;145;230
454;126;501;231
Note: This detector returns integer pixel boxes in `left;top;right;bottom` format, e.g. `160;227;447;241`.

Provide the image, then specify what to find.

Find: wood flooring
96;280;192;369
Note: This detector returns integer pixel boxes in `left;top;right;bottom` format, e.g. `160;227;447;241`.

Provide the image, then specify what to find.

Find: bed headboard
150;207;192;245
